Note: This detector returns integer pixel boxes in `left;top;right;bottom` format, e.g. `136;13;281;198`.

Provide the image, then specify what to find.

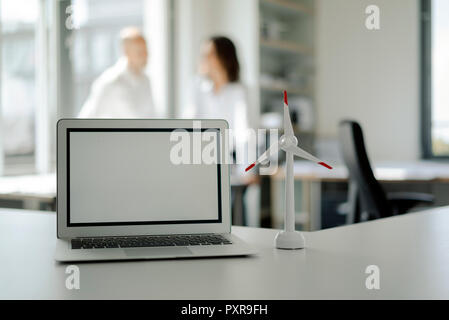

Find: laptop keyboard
71;234;232;249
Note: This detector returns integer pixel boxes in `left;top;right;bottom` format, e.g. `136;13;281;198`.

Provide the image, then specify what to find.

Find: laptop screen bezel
57;119;231;238
67;128;222;227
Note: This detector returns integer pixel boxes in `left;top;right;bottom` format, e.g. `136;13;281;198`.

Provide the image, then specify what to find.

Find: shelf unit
260;38;313;55
258;0;315;140
258;0;315;230
260;83;312;97
260;0;314;15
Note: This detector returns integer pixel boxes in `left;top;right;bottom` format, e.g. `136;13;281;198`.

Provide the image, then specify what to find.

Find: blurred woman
185;36;249;159
185;36;260;227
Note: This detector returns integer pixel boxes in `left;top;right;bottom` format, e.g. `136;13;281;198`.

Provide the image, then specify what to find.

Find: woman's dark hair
209;36;240;82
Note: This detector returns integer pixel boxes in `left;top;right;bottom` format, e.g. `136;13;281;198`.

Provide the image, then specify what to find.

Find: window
60;0;145;116
422;0;449;157
0;0;171;176
0;0;38;174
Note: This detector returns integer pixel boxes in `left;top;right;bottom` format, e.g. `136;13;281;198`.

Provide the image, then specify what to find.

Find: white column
35;0;50;173
143;0;170;118
173;0;193;118
285;151;295;232
0;3;3;176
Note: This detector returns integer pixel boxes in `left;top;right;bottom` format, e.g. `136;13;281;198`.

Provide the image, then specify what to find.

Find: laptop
55;119;257;262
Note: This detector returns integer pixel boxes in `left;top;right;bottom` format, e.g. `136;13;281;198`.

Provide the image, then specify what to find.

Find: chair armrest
387;192;434;215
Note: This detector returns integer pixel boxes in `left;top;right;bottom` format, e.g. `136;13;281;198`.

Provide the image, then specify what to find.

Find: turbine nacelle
279;135;298;149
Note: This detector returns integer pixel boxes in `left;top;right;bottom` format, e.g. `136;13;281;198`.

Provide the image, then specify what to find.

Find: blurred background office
1;0;449;230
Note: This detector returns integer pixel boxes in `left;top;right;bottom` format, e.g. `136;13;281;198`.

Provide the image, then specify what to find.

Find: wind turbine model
246;91;332;249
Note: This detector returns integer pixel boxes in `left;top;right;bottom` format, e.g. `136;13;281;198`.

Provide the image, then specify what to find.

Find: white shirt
184;79;250;174
78;57;154;118
185;79;249;138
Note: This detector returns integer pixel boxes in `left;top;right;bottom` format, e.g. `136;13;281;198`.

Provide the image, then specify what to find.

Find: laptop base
55;233;257;262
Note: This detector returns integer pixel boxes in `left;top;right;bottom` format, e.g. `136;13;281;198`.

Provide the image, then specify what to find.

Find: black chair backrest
338;120;391;220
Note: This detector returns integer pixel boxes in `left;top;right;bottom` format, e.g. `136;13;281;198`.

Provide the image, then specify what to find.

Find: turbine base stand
275;230;305;249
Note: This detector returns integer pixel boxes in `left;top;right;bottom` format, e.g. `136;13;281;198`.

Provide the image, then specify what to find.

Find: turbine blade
283;90;294;137
282;145;333;170
245;140;279;172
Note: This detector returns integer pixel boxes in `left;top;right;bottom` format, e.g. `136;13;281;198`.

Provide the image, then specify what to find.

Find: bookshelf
261;0;314;15
258;0;315;229
258;0;315;143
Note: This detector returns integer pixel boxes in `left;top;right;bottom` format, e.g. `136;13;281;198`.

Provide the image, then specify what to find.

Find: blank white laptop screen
67;129;221;226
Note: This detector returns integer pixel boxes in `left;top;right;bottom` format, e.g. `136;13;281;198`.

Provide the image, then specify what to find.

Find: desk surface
0;174;56;200
0;173;248;199
1;208;449;299
272;160;449;182
1;160;448;200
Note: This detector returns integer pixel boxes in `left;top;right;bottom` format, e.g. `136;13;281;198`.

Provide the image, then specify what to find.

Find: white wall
144;0;170;117
316;0;420;161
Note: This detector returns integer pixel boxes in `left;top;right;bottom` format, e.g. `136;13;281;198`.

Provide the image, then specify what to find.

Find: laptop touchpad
124;247;193;257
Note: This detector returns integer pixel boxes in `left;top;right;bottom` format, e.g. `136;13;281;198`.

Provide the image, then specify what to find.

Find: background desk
0;174;56;211
0;174;250;224
1;207;449;299
270;160;449;230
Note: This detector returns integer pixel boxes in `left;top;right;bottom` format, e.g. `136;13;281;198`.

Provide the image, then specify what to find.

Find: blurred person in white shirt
184;36;259;226
78;27;155;118
184;36;250;167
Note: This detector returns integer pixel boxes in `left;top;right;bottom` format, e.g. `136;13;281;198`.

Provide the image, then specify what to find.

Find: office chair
338;120;434;223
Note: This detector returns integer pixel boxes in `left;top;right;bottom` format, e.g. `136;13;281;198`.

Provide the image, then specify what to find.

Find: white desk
272;160;449;182
270;160;449;230
0;174;56;210
0;173;247;212
1;207;449;299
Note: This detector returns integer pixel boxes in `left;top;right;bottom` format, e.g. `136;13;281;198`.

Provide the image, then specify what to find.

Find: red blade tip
318;162;332;170
245;163;256;172
283;90;288;105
